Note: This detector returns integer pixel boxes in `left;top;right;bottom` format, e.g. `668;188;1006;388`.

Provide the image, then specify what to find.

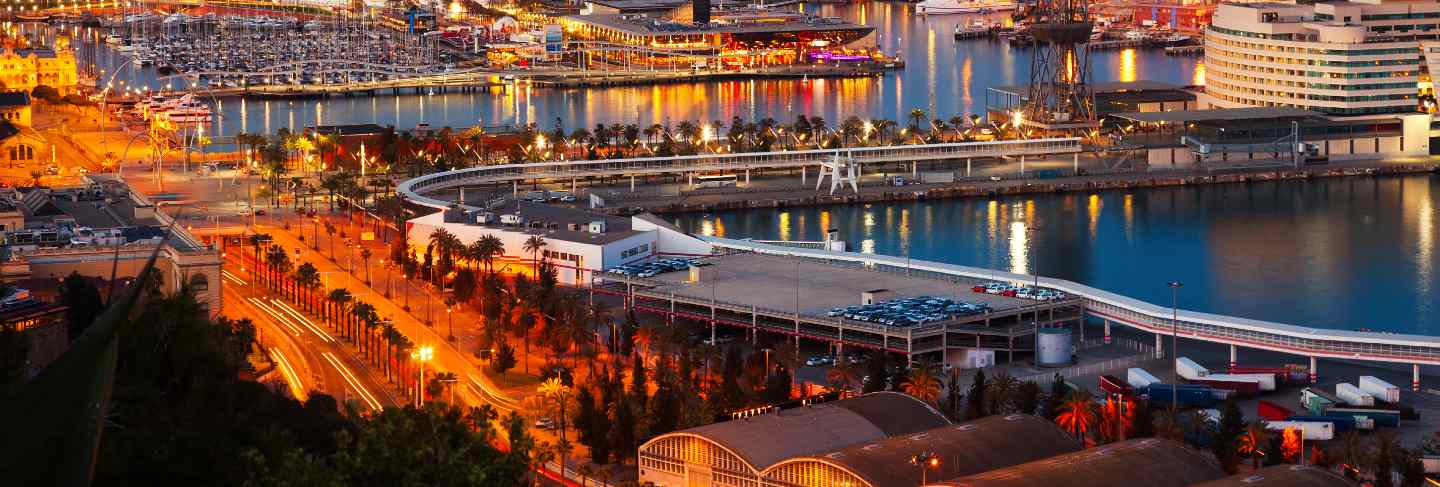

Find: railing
701;237;1440;366
397;138;1084;209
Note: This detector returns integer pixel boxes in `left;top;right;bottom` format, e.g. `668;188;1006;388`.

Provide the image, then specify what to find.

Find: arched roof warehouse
1189;465;1355;487
639;392;950;475
762;414;1082;487
930;438;1226;487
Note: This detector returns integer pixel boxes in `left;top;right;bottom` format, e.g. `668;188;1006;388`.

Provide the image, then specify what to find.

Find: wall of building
0;49;79;94
406;213;659;286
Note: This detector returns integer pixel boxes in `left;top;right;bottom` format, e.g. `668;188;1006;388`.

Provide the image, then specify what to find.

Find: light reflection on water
66;2;1199;137
672;175;1440;334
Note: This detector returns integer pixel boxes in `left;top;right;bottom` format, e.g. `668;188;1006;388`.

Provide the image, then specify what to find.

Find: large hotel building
1202;0;1439;117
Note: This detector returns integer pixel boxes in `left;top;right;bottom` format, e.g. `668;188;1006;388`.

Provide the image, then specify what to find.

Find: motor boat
917;0;1017;15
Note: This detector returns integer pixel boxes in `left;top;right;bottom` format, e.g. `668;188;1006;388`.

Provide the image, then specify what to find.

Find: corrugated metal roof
766;415;1082;487
931;438;1225;487
667;392;950;470
1189;465;1354;487
1112;107;1323;124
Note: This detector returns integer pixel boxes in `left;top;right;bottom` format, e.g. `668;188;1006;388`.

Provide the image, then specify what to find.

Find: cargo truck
1258;400;1294;422
1100;375;1134;397
1287;414;1369;432
1212;373;1276;391
1144;383;1219;408
1189;376;1261;396
1176;357;1209;380
1266;421;1336;441
1325;407;1401;428
1229;364;1308;383
1359;376;1401;403
1127;368;1161;389
1335;383;1375;407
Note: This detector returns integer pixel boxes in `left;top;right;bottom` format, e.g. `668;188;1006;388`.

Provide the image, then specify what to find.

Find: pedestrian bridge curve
397;137;1083;209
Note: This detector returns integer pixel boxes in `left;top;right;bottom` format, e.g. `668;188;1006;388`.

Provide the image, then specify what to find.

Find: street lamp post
412;345;433;406
910;451;940;487
403;274;411;311
1168;281;1183;410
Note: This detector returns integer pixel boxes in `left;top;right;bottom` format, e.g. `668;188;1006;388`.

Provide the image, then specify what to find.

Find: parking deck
596;252;1085;363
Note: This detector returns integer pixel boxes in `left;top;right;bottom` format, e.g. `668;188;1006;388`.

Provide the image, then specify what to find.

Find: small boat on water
954;19;996;39
918;0;1017;15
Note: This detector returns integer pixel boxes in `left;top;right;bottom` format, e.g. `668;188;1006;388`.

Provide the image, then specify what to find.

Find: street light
1168;281;1183;410
412;345;434;406
910;451;941;486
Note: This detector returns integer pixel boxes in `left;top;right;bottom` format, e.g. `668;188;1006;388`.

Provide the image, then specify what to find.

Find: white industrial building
406;200;711;285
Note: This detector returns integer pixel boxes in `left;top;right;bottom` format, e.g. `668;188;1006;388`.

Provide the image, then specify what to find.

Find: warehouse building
928;438;1226;487
637;392;949;487
1190;465;1354;487
761;414;1080;487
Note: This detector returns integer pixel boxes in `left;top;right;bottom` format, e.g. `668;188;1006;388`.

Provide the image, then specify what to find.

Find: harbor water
670;174;1440;335
69;2;1201;136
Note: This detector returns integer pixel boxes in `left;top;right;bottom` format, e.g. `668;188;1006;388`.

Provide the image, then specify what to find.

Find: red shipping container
1189;377;1261;396
1258;400;1294;421
1099;375;1133;397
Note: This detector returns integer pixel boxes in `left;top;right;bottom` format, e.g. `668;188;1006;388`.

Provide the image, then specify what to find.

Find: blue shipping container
1325;408;1401;428
1144;384;1218;408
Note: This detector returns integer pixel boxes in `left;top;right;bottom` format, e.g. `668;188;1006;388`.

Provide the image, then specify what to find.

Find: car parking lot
974;283;1068;301
606;257;700;279
826;296;991;327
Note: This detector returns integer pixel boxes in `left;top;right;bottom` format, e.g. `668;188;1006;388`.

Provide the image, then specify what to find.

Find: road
221;260;398;412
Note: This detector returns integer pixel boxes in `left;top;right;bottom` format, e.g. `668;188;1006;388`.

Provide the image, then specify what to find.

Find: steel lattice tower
1022;0;1097;133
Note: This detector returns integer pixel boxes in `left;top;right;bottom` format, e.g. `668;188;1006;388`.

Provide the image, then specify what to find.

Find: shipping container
1258;400;1294;422
1359;376;1401;403
1211;373;1276;391
1286;415;1359;433
1127;368;1161;389
1099;375;1134;397
1144;383;1219;408
1176;357;1209;380
1326;407;1402;428
1300;388;1337;416
1189;376;1260;396
1265;421;1335;441
1230;364;1309;383
1336;383;1375;407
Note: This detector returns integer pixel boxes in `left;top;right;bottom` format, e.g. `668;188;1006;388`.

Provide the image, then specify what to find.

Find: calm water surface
671;175;1440;335
66;2;1200;136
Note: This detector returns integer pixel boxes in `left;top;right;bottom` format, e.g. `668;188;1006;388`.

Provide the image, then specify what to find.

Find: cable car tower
1019;0;1098;135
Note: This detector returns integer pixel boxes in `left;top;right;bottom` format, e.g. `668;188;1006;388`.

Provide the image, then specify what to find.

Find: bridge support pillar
1073;153;1079;173
1415;364;1421;392
687;172;693;187
966;158;972;178
630;175;636;192
1229;344;1237;369
512;180;518;196
1103;319;1111;344
745;169;750;186
911;162;917;177
571;178;577;193
1155;333;1163;359
1309;356;1318;383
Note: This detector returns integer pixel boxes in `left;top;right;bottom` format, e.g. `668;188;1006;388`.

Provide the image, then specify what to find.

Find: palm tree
986;371;1019;414
538;377;572;442
326;288;353;336
470;235;504;273
1056;389;1098;445
359;247;373;284
265;244;293;298
323;221;337;259
631;325;656;362
429;228;461;286
381;324;402;380
292;262;323;313
1237;421;1271;469
826;355;861;393
901;364;941;403
522;235;547;273
350;301;376;350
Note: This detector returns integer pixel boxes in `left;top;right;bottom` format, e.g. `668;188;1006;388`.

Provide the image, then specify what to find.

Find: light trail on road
269;347;307;401
248;297;304;336
221;270;249;286
322;352;383;412
269;298;334;343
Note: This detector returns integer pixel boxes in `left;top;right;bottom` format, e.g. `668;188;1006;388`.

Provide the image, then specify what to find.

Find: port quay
399;143;1439;392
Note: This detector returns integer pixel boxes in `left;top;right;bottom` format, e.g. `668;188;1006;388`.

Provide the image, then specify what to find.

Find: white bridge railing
398;137;1083;209
701;236;1440;367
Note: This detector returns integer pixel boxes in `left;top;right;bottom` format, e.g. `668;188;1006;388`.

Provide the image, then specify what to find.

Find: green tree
1041;373;1067;420
964;368;988;420
628;351;648;409
1129;400;1155;438
1376;431;1397;487
862;350;888;393
1013;380;1043;416
30;84;59;103
1215;396;1246;472
59;271;103;340
491;340;517;378
611;396;638;464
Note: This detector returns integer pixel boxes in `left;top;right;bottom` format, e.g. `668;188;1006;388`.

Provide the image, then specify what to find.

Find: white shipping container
1176;357;1209;380
1265;421;1335;441
1127;368;1160;388
1210;373;1277;391
1359;376;1401;403
1336;383;1376;407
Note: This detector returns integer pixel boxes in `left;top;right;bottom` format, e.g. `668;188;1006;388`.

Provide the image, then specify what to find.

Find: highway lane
222;264;398;412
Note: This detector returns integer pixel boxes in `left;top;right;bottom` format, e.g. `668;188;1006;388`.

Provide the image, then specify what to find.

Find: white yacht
917;0;1017;15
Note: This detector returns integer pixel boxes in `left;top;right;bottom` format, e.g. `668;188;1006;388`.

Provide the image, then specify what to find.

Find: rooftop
1190;466;1354;487
422;199;643;245
0;92;31;108
639;252;1038;318
658;392;949;470
930;439;1225;487
1112;107;1324;124
766;415;1081;487
565;12;872;36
